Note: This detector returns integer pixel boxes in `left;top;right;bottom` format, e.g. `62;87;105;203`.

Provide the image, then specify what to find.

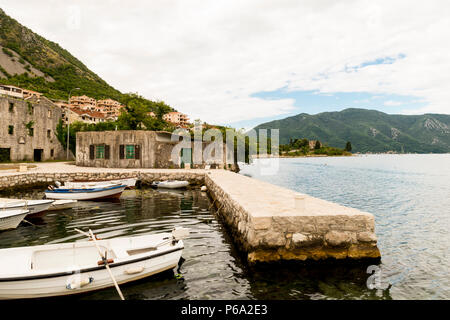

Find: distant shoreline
252;154;353;159
252;152;450;159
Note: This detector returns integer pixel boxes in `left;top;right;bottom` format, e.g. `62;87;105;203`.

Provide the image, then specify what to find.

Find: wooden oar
74;228;125;300
22;219;36;227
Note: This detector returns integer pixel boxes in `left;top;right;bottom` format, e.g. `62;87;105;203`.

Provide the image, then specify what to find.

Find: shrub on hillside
2;47;13;57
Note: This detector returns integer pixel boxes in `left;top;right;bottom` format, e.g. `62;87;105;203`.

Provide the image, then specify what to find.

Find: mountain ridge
253;108;450;153
0;8;124;102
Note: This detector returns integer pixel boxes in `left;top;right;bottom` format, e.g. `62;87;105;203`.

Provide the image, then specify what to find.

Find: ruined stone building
76;130;237;170
0;95;65;162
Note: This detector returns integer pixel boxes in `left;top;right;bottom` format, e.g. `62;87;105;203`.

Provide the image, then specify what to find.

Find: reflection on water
240;154;450;300
1;185;392;300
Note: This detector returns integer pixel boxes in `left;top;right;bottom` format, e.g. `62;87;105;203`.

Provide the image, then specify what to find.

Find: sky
0;0;449;130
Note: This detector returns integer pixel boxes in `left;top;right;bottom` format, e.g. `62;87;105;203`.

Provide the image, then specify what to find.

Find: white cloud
384;100;403;106
1;0;449;125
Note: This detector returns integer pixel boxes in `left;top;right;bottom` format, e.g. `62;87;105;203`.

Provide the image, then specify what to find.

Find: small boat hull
0;209;29;231
0;199;54;218
152;180;189;189
0;232;185;299
45;185;126;201
63;178;137;189
47;200;78;211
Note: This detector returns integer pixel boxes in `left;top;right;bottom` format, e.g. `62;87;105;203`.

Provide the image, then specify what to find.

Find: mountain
253;108;450;153
0;8;122;101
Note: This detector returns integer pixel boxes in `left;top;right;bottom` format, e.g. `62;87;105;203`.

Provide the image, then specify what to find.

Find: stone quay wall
0;164;381;265
0;171;205;190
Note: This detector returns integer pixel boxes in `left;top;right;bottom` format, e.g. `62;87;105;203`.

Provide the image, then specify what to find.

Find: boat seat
32;245;116;270
126;246;157;256
0;252;32;275
112;247;129;259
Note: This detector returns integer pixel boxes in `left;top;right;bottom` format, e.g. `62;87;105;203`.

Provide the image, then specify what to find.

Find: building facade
0;96;66;162
65;96;123;121
69;95;97;110
76;130;237;169
308;140;322;149
0;84;24;99
22;89;42;99
68;107;107;124
163;112;190;127
97;98;124;118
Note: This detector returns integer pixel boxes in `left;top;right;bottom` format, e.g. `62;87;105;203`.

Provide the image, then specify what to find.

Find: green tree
116;94;174;130
314;140;321;150
345;141;352;152
25;120;34;136
153;100;173;119
117;99;151;130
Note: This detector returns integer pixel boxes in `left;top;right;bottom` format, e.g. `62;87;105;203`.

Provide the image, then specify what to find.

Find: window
47;130;51;138
90;144;110;160
28;128;34;137
119;144;140;160
8;102;13;112
50;149;54;157
27;102;34;114
126;145;135;159
8;125;13;135
0;148;11;162
47;110;52;118
95;145;105;159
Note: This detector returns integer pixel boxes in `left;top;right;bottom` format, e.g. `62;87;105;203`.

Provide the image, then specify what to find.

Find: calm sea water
240;154;450;300
0;154;448;300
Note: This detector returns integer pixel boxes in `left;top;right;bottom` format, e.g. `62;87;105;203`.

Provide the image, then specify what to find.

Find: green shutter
119;145;125;159
135;145;140;159
96;145;105;159
105;145;110;159
89;145;95;160
126;145;135;159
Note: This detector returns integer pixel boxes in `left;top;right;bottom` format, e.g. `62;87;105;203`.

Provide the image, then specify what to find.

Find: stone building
76;130;237;169
53;100;70;123
69;95;97;108
68;107;107;124
0;96;65;162
163;112;190;127
0;84;23;98
22;89;42;99
309;140;322;149
97;98;124;119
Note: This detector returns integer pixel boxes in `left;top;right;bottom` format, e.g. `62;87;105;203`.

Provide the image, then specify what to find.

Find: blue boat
45;184;127;200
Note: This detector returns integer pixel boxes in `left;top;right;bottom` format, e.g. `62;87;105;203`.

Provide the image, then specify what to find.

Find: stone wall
76;130;237;170
0;171;205;190
0;96;65;161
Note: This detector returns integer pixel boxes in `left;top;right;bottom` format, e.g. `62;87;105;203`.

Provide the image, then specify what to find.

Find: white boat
0;209;29;231
0;199;54;218
47;200;78;211
60;178;137;190
152;180;189;189
45;184;127;201
0;227;189;299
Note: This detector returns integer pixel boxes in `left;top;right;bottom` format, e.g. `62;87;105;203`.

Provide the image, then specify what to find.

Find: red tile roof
70;107;106;119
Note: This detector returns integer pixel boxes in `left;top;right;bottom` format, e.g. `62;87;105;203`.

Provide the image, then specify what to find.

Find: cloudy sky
1;0;449;129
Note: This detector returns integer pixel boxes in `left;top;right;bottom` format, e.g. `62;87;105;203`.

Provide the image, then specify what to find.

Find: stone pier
0;162;380;264
205;170;380;264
